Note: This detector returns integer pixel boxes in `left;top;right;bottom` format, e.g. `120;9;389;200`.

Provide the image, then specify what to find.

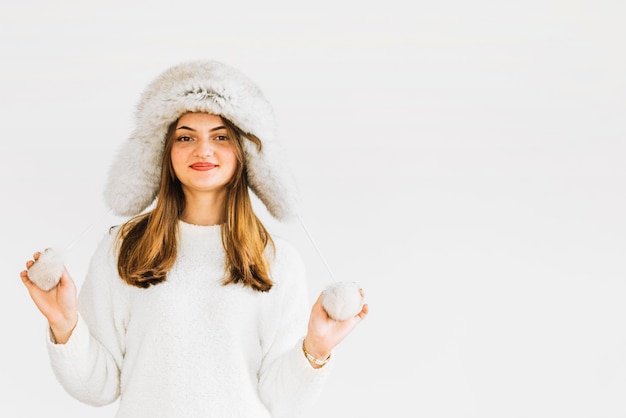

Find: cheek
170;148;186;175
222;149;240;180
220;145;239;166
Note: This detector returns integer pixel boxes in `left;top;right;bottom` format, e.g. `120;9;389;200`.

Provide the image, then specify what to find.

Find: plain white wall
1;1;625;417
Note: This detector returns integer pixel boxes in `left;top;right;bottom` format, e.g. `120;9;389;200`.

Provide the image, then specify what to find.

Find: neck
181;191;226;226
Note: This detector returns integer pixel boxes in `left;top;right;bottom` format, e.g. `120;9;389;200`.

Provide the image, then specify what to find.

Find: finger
356;303;369;320
20;270;35;289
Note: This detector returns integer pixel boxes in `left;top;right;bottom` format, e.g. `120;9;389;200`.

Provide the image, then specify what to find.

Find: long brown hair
115;114;275;291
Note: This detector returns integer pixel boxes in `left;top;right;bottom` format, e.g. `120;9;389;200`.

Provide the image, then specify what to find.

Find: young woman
20;60;368;418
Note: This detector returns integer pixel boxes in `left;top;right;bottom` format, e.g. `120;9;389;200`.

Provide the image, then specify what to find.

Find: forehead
176;112;225;126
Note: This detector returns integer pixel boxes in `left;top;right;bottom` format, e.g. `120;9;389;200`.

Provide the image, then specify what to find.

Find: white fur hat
103;60;298;220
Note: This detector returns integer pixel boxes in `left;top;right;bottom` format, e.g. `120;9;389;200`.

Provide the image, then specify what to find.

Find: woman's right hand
20;251;78;344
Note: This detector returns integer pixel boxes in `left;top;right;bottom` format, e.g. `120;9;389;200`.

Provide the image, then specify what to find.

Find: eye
177;135;193;142
214;135;229;142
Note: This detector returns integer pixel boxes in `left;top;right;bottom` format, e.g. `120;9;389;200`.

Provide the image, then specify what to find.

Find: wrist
49;313;78;344
302;338;331;368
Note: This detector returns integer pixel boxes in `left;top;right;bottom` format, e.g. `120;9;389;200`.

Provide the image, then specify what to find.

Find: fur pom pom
27;248;65;291
321;281;363;321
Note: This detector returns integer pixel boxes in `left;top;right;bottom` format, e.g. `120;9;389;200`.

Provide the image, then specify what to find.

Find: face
170;112;238;199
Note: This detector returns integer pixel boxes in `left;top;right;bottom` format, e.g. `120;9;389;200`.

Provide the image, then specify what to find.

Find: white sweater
46;221;330;418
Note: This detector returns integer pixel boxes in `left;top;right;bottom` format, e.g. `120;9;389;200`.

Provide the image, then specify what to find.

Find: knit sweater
46;221;330;418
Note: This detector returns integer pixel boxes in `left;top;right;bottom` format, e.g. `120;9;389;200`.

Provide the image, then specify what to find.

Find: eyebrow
176;125;227;132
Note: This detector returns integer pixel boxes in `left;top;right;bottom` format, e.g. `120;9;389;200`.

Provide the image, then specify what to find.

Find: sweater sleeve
257;239;332;418
46;228;128;406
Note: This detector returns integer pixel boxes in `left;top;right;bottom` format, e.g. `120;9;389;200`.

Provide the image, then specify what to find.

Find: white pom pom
321;281;363;321
27;248;65;291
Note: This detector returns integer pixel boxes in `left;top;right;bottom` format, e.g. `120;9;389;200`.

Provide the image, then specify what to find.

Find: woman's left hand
303;288;368;367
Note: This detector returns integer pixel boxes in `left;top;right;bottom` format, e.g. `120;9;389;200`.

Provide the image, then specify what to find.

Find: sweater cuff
46;314;89;357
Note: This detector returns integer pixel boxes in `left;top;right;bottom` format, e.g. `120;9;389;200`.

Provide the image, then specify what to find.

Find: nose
193;138;214;157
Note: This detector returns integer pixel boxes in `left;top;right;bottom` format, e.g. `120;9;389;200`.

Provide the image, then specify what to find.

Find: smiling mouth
190;162;217;170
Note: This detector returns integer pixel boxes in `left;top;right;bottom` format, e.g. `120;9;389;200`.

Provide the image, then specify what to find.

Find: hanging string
296;213;338;283
63;208;114;253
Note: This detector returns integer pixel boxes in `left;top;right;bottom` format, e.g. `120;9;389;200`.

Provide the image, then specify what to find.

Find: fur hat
103;60;298;220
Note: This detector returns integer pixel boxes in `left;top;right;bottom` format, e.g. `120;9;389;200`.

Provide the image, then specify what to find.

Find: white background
1;1;625;417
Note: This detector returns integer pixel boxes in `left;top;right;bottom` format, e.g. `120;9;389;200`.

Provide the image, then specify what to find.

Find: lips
190;162;217;171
